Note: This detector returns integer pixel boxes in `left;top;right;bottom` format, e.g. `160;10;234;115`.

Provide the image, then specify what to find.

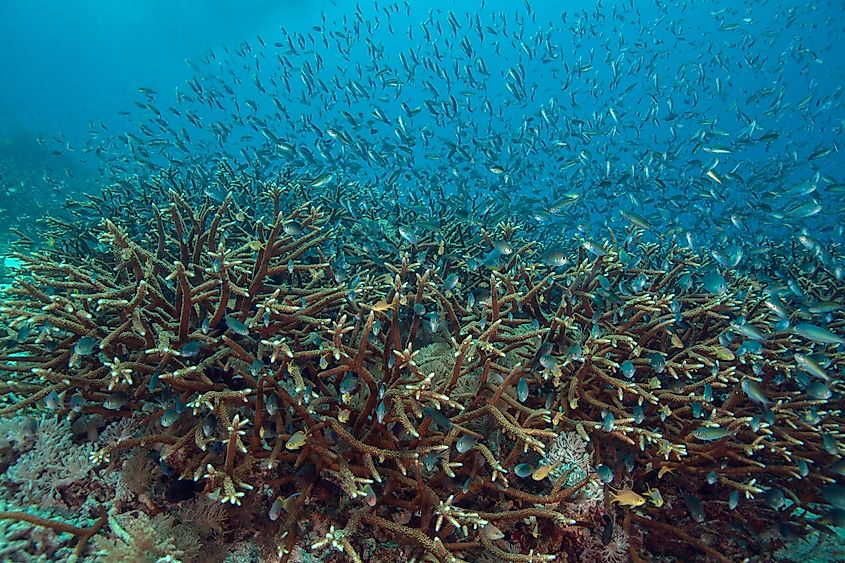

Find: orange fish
367;299;392;312
608;487;646;508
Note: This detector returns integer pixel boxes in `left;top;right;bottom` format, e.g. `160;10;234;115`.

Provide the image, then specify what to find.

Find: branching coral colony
0;169;843;562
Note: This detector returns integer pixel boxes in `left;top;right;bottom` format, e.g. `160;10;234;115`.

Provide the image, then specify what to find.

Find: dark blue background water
3;1;839;145
0;0;843;247
0;0;315;140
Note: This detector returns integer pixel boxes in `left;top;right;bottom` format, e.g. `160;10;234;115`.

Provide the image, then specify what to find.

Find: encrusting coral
0;169;842;561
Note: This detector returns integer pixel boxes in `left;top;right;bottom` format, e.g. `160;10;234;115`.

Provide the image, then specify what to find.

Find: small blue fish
735;323;765;341
701;271;727;295
268;492;300;521
516;377;529;402
582;239;606;257
596;464;614;484
787;279;805;298
340;372;359;394
763;410;775;426
456;435;476;453
283;221;303;236
739;340;763;355
800;408;820;426
104;391;129;410
159;458;174;477
265;394;278;416
822;484;845;509
423;407;452;431
179;339;202;357
45;390;63;410
649;353;666;374
805;381;832;400
160;408;181;427
539;353;556;370
729;490;740;510
376;400;387;424
796;459;810;478
741;378;769;405
481;248;502;268
795;353;830;382
268;497;284;521
225;314;249;336
73;336;98;356
602;411;615;432
427;314;442;333
423;451;441;471
148;369;162;392
631;274;648;292
202;415;217;437
16;326;32;343
398;226;418;245
514;463;534;478
684;494;705;522
69;392;85;413
691;401;703;418
762;488;786;510
623;452;634;473
822;433;840;456
691;426;732;441
793;323;845;345
633;404;644;424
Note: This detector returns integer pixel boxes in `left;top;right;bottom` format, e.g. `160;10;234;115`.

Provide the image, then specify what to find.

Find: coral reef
0;172;842;561
6;417;95;508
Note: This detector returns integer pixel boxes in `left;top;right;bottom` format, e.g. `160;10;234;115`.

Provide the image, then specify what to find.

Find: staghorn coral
0;172;842;561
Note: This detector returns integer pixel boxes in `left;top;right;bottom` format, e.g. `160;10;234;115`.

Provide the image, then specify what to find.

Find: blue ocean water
1;0;842;242
0;0;844;561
